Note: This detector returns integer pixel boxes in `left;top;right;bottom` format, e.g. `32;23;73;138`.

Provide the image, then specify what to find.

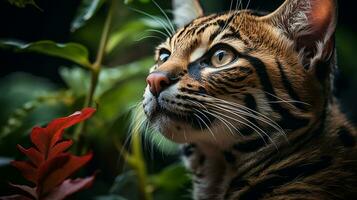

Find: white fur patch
190;45;207;62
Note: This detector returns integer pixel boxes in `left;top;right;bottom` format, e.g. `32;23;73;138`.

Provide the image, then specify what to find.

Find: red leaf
30;108;95;158
47;140;73;160
0;195;33;200
16;145;44;167
40;153;92;194
9;183;38;200
11;161;37;184
36;154;70;188
43;176;95;200
8;108;96;199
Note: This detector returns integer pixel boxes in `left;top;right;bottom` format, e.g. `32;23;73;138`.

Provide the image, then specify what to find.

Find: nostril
146;72;171;96
159;79;169;89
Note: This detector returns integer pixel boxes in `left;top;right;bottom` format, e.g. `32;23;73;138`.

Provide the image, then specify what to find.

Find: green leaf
107;18;167;54
124;0;150;4
59;67;91;97
6;0;41;10
0;100;38;141
106;20;147;54
0;73;56;123
0;73;66;152
96;58;152;98
150;163;190;191
71;0;106;32
59;58;152;99
0;40;91;67
97;78;144;123
60;58;152;136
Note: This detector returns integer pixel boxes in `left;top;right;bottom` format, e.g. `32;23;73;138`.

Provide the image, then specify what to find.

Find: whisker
209;107;279;150
264;91;311;106
181;92;286;140
268;100;309;104
236;0;249;30
210;101;280;128
211;102;288;144
209;108;270;146
166;10;195;26
188;99;240;137
246;0;252;10
134;35;163;42
183;128;187;142
152;0;176;34
144;29;170;38
194;106;239;137
193;108;213;124
129;7;173;36
203;99;281;145
221;0;235;32
208;105;267;137
143;120;155;160
207;97;286;137
193;113;217;141
157;132;165;160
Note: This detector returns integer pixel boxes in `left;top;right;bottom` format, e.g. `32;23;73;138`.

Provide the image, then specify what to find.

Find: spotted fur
142;0;357;199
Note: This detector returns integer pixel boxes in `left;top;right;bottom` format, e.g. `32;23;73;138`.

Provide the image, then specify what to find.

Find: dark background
1;0;357;74
0;0;356;122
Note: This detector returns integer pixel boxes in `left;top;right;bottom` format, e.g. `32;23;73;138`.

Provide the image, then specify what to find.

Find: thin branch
74;0;117;143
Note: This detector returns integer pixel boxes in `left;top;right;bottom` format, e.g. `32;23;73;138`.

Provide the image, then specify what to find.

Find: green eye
211;49;235;67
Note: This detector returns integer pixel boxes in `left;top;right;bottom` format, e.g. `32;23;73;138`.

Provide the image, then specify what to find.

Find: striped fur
142;0;357;199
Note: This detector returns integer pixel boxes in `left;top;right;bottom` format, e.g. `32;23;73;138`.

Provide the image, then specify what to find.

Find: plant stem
74;0;116;142
86;0;116;107
131;131;152;200
115;134;152;200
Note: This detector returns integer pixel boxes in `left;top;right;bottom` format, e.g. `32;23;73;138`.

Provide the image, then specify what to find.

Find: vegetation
0;0;187;199
0;0;355;199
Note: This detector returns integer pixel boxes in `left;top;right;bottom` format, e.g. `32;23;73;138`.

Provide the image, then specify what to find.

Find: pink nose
146;72;170;96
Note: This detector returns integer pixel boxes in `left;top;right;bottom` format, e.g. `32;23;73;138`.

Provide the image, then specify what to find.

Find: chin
142;87;238;145
147;110;235;144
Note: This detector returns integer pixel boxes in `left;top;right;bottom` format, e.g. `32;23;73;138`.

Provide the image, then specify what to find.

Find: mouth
147;102;215;130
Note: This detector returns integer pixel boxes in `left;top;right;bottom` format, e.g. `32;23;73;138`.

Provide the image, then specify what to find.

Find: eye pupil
218;52;225;61
211;48;235;67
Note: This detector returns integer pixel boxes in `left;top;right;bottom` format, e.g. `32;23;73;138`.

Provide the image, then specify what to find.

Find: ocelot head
142;0;337;145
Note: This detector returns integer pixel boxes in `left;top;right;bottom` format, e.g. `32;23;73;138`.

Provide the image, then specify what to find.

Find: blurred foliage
0;0;186;199
71;0;106;32
0;0;356;199
6;0;40;9
0;40;91;67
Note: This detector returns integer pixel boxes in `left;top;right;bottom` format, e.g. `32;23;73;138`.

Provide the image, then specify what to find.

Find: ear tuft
173;0;204;28
264;0;337;68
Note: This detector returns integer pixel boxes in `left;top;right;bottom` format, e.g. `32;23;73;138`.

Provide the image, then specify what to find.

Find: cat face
143;0;337;144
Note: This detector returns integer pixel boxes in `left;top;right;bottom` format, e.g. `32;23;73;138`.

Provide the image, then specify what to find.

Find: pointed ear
263;0;337;68
172;0;204;28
